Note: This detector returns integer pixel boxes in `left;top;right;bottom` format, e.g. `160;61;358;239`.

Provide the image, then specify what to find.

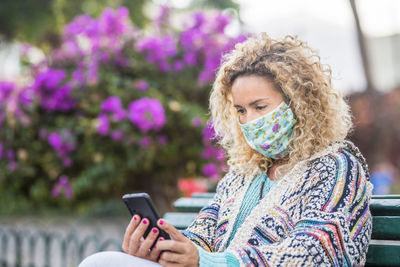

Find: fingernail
159;237;164;241
159;219;164;225
133;216;137;221
142;219;147;224
154;244;157;249
152;228;158;233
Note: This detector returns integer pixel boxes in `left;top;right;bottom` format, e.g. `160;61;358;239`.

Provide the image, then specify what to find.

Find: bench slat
174;196;400;216
173;198;211;212
191;193;216;198
371;216;400;240
164;212;198;230
370;198;400;216
366;242;400;266
371;195;400;199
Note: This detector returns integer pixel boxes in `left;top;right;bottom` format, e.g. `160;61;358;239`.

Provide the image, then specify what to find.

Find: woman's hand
122;214;163;262
156;219;199;267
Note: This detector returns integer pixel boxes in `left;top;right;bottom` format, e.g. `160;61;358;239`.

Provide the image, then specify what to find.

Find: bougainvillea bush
0;6;246;214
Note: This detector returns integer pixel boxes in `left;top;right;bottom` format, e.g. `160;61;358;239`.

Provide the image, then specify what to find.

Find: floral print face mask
238;101;297;159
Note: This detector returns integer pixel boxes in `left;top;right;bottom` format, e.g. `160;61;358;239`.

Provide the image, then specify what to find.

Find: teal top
198;174;278;267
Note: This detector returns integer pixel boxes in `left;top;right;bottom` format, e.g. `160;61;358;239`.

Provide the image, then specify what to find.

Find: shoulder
302;140;370;189
307;140;368;177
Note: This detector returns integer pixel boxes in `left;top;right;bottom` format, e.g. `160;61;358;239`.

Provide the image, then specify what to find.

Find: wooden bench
164;194;400;266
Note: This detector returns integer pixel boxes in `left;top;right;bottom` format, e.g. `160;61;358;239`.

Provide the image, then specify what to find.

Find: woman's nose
242;111;259;124
245;111;259;123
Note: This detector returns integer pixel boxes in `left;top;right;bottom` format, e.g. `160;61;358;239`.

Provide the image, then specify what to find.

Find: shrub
0;6;246;214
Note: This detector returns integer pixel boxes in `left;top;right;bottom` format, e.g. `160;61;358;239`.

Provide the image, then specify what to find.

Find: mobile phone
122;192;170;242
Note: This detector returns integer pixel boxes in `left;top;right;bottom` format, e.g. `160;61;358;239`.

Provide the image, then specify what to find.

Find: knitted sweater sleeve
228;151;373;266
181;171;234;252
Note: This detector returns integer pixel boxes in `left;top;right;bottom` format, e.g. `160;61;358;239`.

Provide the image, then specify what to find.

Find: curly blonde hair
209;33;353;178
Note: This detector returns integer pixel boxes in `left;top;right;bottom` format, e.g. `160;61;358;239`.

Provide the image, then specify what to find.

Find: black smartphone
122;192;170;241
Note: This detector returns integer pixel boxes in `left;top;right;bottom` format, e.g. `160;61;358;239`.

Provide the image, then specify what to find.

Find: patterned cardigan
182;140;373;266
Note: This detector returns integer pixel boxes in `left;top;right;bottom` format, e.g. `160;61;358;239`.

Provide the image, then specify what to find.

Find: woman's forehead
231;75;282;104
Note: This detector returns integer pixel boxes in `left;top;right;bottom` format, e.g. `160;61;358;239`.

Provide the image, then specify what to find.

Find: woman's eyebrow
234;98;270;108
249;98;269;106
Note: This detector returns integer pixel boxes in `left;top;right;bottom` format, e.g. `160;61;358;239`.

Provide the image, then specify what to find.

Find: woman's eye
256;105;267;110
237;109;245;114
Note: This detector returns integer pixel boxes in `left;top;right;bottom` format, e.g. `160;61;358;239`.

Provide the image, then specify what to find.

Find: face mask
238;101;296;159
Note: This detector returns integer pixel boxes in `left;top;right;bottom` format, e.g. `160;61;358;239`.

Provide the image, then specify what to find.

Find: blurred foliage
0;6;244;215
0;0;148;46
0;0;239;48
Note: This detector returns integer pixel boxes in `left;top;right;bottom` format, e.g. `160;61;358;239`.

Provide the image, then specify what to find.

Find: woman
80;33;373;266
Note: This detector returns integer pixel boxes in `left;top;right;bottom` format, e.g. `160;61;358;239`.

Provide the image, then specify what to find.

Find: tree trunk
349;0;376;92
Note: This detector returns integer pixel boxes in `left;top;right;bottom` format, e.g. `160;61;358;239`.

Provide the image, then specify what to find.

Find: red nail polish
154;244;157;249
159;237;164;241
142;219;147;224
152;228;158;233
159;219;164;225
133;216;137;221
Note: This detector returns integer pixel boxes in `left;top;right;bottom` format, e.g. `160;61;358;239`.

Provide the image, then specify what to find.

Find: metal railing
0;226;122;267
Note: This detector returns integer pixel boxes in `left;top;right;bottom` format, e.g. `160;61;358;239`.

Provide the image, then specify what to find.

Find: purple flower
183;52;197;66
101;96;126;122
129;98;166;132
59;175;69;185
18;86;34;108
155;5;171;28
135;35;177;71
51;186;59;198
0;81;14;101
62;157;72;167
87;61;99;85
39;128;48;139
202;122;217;144
101;96;123;113
157;135;168;145
139;136;152;147
173;60;184;71
8;161;18;171
202;163;219;179
112;109;126;122
6;150;15;160
48;133;63;151
72;68;85;85
214;13;231;33
191;117;202;127
48;130;76;164
33;69;76;112
64;14;95;38
52;175;74;198
98;7;131;36
97;113;110;136
134;80;149;91
111;130;124;141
